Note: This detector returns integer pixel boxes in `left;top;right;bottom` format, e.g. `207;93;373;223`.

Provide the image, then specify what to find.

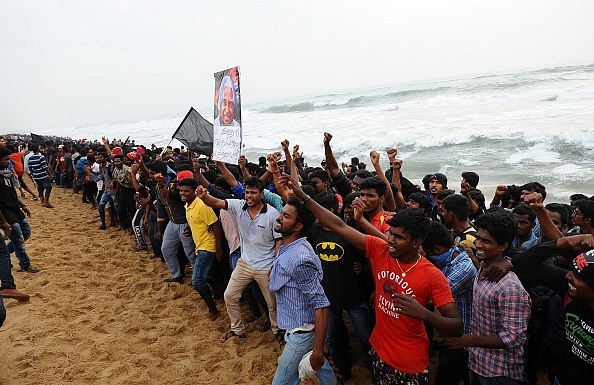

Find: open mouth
568;281;577;293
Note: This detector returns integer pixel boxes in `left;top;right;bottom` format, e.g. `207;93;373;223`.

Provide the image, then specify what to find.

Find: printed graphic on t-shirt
565;312;594;365
315;242;344;262
376;270;416;319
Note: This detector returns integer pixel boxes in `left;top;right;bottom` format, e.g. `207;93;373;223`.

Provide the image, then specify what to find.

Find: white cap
298;351;317;380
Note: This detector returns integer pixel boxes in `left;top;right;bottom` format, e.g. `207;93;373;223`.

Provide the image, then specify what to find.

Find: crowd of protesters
1;132;593;385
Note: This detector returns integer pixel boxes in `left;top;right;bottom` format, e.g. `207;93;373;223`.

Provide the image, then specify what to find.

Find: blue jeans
6;219;32;270
192;250;216;296
0;237;16;290
98;191;118;215
327;302;373;377
272;330;337;385
35;176;52;198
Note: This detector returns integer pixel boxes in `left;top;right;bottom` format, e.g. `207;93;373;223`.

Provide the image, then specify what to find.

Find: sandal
220;330;246;343
274;329;286;346
245;313;261;323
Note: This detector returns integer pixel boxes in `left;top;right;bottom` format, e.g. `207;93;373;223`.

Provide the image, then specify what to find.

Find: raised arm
101;136;112;156
460;182;480;215
268;152;291;202
196;185;227;210
216;160;240;188
525;192;563;241
280;139;292;174
490;185;507;207
280;174;366;251
370;150;396;212
322;132;341;178
237;155;250;182
387;148;405;209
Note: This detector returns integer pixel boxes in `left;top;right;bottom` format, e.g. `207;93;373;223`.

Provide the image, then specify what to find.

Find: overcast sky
1;0;593;132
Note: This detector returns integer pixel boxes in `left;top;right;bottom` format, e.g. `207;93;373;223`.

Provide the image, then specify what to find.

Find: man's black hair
575;199;594;222
468;189;486;209
442;194;470;221
245;176;264;192
512;204;536;223
422;221;454;254
178;177;199;189
148;160;168;174
436;189;455;201
545;203;570;226
570;194;589;203
521;181;547;201
286;196;315;236
353;169;373;180
28;142;39;152
309;168;329;183
0;147;11;158
312;191;339;213
214;176;231;192
343;191;360;207
358;176;386;197
387;208;431;241
461;171;480;188
474;210;518;252
407;192;431;213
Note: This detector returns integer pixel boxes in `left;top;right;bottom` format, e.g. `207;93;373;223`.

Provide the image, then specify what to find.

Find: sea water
36;63;594;202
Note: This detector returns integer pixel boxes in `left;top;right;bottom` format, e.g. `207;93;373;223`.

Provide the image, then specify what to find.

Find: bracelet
302;195;311;203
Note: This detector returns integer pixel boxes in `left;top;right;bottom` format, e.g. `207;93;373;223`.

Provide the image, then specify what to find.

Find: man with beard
269;196;337;385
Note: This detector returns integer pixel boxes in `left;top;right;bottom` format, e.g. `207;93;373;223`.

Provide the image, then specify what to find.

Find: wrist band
302;195;311;203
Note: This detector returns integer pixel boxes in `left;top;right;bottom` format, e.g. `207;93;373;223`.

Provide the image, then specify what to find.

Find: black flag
30;133;46;143
172;107;214;155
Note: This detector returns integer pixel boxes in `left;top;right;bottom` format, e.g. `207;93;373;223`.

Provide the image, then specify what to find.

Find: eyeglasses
573;209;583;216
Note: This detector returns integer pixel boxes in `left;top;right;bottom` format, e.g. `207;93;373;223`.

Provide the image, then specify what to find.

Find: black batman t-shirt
307;224;368;308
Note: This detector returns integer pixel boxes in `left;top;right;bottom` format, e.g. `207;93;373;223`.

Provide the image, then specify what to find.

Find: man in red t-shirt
284;175;463;385
7;145;37;200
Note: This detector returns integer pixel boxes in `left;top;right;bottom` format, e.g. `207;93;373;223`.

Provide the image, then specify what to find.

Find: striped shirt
468;268;531;381
28;153;49;180
269;237;330;331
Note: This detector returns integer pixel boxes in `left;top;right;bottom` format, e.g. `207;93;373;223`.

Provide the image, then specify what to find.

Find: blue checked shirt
269;237;330;331
468;268;531;381
441;251;476;334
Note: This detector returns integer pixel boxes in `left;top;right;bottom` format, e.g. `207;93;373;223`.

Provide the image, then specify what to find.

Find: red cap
176;170;194;180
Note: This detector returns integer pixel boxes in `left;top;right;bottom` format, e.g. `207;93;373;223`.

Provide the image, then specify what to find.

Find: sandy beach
0;186;377;385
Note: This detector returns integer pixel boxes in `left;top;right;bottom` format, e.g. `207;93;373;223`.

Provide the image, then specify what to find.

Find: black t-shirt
0;177;25;224
307;224;368;307
558;297;594;384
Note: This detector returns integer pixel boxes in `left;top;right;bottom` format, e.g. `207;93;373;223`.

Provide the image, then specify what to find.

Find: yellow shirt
185;197;218;253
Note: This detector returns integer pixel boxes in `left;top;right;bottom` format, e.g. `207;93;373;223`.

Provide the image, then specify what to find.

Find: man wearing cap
513;234;594;385
426;173;447;220
148;161;196;283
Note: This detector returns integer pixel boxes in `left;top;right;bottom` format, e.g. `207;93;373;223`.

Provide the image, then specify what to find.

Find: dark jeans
327;302;373;377
35;176;52;198
0;293;6;327
469;370;529;385
434;348;470;385
117;188;136;229
147;210;162;258
0;237;16;290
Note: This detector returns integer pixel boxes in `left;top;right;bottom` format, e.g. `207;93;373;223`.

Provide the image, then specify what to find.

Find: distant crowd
1;132;593;385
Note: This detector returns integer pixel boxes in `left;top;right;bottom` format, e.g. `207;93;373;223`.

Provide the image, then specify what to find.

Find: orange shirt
10;153;24;176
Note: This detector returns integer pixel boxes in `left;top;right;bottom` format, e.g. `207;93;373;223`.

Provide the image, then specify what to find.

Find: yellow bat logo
316;242;345;262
